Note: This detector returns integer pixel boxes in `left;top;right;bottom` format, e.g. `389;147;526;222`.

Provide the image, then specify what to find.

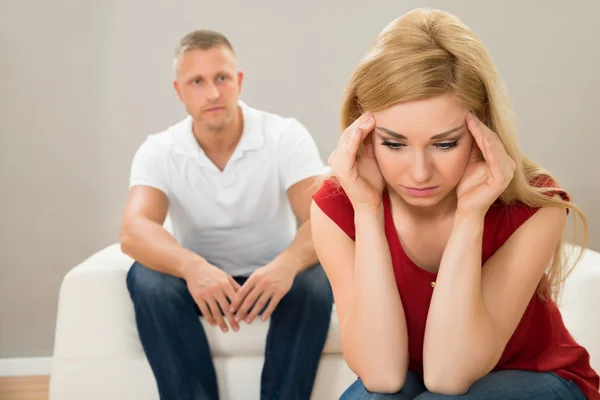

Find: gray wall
1;0;598;357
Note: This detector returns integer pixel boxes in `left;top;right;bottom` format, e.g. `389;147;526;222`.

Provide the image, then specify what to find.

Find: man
120;30;333;400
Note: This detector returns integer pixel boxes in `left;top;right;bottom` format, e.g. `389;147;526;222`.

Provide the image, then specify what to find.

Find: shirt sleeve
129;136;170;196
278;118;328;191
312;178;357;240
493;175;569;249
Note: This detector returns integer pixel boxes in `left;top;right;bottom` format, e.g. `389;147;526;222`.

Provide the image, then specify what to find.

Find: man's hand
230;262;297;324
182;258;241;333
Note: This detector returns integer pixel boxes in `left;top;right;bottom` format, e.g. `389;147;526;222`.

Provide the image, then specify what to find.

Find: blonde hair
341;8;588;302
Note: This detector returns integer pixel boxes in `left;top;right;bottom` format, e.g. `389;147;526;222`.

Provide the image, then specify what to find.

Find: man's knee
286;263;333;309
126;262;188;306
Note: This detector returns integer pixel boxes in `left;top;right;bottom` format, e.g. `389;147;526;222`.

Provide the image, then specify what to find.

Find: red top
313;178;599;399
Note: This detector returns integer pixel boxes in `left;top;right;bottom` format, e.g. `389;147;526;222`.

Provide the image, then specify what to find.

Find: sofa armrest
559;245;600;372
52;243;142;358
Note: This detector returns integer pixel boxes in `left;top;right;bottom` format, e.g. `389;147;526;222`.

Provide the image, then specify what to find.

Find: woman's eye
381;141;406;150
435;140;459;151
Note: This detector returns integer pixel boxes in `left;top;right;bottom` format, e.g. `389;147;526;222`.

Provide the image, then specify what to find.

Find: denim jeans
126;261;333;400
340;369;587;400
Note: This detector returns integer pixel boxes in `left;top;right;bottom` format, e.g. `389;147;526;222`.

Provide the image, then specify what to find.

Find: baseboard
0;357;52;377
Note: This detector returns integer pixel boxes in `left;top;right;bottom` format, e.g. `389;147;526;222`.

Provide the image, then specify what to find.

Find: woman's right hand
328;112;384;211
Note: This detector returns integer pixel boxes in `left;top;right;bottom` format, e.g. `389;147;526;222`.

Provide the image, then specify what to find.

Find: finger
196;298;216;326
466;112;488;158
235;285;264;322
246;291;272;324
467;111;507;155
329;115;374;172
337;116;375;159
342;115;375;149
362;131;377;157
260;292;283;321
484;136;514;183
228;275;241;291
225;278;242;313
215;291;239;332
474;123;515;179
206;296;228;333
340;112;373;143
223;280;238;305
337;117;376;173
468;140;483;163
229;277;255;313
467;113;499;175
467;113;510;181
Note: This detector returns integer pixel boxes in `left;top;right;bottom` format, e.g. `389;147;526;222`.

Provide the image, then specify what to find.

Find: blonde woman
311;8;599;400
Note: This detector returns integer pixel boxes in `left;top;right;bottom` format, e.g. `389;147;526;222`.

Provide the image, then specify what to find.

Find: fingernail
235;316;241;322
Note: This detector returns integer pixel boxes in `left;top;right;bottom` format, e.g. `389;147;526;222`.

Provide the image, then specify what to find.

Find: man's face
173;47;243;132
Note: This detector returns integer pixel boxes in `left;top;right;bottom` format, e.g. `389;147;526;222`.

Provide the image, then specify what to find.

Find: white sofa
49;243;600;400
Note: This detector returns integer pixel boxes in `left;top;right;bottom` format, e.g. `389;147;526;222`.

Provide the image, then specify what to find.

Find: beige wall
1;0;599;357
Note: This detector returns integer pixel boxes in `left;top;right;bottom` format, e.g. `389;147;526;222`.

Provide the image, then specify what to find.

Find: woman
311;8;599;400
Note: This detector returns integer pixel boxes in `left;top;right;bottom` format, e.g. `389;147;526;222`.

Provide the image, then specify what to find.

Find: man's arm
268;118;326;273
120;185;204;278
120;185;241;332
270;176;320;273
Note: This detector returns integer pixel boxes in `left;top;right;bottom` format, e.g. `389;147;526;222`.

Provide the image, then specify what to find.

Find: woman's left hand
456;112;517;217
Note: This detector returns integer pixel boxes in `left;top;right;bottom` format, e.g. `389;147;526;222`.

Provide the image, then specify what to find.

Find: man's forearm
271;220;318;273
120;218;206;278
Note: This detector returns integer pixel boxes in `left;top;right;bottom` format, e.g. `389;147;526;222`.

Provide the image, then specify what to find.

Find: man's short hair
175;30;235;57
173;30;235;77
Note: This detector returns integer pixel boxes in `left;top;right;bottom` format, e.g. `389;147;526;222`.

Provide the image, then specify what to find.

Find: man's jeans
126;261;333;400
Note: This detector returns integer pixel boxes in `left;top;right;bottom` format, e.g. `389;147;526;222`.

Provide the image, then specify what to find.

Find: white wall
1;0;598;357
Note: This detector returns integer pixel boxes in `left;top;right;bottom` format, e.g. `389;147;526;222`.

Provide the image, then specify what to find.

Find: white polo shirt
129;101;326;276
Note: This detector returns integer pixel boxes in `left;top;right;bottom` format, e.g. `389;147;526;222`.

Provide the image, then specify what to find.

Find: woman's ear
481;103;488;124
357;101;365;114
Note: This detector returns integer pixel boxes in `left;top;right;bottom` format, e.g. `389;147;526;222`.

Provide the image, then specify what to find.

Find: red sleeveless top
313;178;599;399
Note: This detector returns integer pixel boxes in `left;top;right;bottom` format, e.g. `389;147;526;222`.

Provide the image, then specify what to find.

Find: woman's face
371;93;474;208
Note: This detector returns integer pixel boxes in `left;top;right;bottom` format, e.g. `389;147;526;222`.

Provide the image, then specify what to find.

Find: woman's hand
328;112;384;211
456;112;517;217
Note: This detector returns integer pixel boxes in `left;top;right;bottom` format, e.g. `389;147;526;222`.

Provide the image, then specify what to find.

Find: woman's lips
401;186;439;197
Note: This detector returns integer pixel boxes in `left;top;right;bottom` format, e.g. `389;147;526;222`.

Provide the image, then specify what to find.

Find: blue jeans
340;369;587;399
126;261;333;400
